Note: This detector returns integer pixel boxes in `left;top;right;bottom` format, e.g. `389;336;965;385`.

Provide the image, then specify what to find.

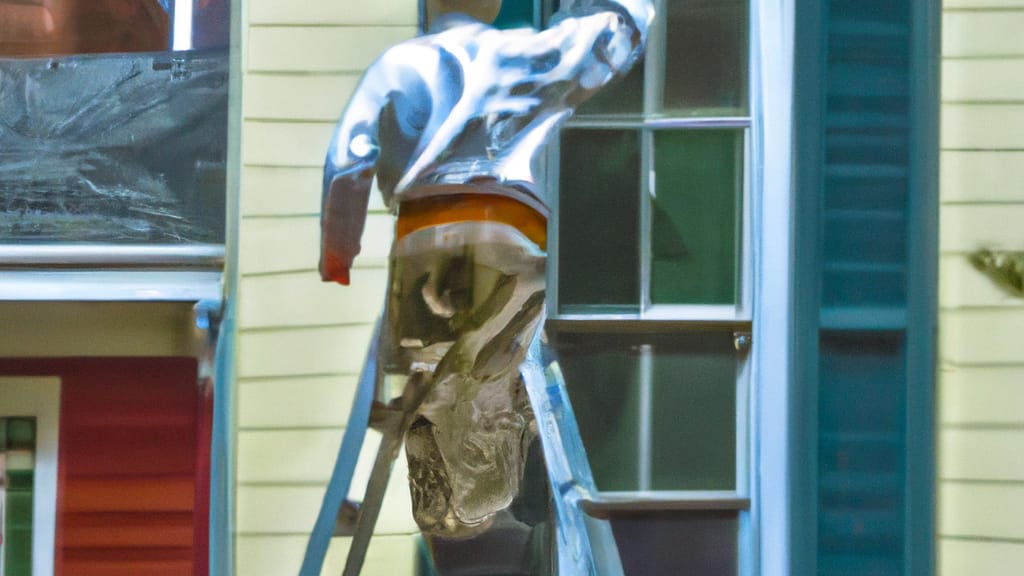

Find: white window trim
749;0;795;575
0;377;61;576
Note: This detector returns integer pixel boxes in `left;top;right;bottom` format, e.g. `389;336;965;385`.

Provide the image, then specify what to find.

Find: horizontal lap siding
939;1;1024;574
237;1;418;574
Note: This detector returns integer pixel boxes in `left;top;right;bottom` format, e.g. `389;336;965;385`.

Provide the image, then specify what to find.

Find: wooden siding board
943;12;1024;57
940;309;1024;365
940;150;1024;203
248;0;419;26
243;121;336;167
236;534;417;576
239;269;387;329
247;27;417;73
237;325;374;378
244;74;358;122
940;254;1024;308
942;104;1024;150
945;0;1024;7
237;481;417;535
940;430;1024;481
939;204;1024;253
939;366;1024;425
237;429;344;484
943;59;1024;102
240;167;388;217
940;540;1024;576
238;214;392;276
238;375;358;429
940;483;1024;540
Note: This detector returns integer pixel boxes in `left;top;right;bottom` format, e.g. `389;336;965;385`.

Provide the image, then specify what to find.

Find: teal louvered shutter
792;0;939;574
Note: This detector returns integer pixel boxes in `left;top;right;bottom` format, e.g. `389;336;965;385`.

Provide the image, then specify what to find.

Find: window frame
0;377;60;576
541;0;760;574
411;1;798;574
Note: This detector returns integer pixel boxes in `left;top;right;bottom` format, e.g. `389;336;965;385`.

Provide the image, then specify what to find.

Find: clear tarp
0;49;228;244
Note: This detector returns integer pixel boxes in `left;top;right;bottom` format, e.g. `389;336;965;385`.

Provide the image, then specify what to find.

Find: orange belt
396;194;547;250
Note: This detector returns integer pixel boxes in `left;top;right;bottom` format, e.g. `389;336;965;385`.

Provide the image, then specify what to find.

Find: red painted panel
0;358;210;576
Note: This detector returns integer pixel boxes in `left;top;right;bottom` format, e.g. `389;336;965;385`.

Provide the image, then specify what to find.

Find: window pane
649;331;736;490
2;418;36;575
611;511;739;576
553;336;641;490
662;0;749;115
493;0;535;29
651;129;742;305
553;331;737;491
577;60;645;116
558;129;641;311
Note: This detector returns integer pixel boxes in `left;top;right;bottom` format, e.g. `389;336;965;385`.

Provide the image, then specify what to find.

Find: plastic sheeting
0;49;228;244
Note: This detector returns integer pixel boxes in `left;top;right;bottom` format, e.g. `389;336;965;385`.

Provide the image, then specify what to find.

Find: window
0;378;60;576
543;0;755;574
1;417;37;576
414;0;761;572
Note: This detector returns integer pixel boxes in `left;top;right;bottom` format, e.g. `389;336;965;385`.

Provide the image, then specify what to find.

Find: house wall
939;0;1024;573
235;1;421;574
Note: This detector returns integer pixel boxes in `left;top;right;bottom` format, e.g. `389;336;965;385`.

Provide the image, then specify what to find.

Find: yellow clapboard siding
238;214;392;275
244;73;360;121
238;429;343;484
940;430;1024;481
942;104;1024;150
945;0;1024;7
242;166;324;216
940;365;1024;425
237;478;417;535
939;204;1024;253
240;167;388;217
943;59;1024;102
248;26;417;73
238;375;358;429
239;268;387;329
941;151;1024;203
940;483;1024;540
940;254;1024;309
236;534;418;576
238;430;408;492
249;0;419;26
237;324;374;378
940;539;1024;576
244;120;336;167
943;11;1024;57
940;309;1024;365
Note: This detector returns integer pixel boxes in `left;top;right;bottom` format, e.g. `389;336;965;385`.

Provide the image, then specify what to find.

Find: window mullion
638;344;654;491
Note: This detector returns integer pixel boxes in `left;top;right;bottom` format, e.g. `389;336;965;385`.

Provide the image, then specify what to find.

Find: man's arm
553;0;655;65
320;43;442;285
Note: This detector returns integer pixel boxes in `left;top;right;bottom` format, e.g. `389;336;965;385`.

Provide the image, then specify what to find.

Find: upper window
543;1;755;574
414;2;758;573
0;0;230;249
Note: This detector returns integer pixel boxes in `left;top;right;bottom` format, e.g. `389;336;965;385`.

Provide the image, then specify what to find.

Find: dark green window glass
554;336;641;490
662;0;749;115
651;129;742;305
612;511;739;576
577;60;645;117
649;331;736;490
554;331;737;491
3;417;36;576
493;0;534;29
558;129;641;311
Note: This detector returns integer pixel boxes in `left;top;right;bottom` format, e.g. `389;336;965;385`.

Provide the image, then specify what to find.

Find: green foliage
970;249;1024;298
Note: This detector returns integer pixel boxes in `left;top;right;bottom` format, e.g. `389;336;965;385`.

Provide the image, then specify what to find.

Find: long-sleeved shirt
320;0;654;284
